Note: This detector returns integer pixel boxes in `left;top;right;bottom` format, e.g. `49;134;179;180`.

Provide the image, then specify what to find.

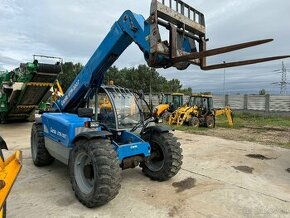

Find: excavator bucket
149;0;290;70
0;136;22;213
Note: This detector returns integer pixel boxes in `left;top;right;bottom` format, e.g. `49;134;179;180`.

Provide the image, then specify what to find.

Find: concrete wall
213;94;290;112
145;94;290;113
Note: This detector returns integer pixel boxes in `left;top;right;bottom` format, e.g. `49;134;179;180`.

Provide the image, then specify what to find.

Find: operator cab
90;85;143;131
189;94;214;115
159;93;184;112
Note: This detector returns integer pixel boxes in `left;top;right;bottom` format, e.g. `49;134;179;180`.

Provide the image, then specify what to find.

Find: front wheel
161;111;171;122
69;138;121;208
188;117;200;127
141;131;183;181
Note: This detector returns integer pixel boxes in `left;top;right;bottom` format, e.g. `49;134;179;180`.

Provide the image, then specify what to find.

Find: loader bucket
149;0;290;70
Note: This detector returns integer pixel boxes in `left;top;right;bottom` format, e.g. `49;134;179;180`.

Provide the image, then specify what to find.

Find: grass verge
171;112;290;149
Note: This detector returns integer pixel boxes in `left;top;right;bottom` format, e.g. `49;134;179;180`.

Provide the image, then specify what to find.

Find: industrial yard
1;123;289;217
1;0;290;217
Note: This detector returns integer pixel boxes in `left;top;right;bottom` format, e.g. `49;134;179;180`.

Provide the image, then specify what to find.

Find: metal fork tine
172;39;273;62
201;55;290;70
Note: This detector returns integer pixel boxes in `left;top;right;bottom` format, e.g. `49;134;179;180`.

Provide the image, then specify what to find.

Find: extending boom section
57;11;150;112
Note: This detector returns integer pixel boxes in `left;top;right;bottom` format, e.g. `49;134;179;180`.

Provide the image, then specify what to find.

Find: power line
272;61;290;95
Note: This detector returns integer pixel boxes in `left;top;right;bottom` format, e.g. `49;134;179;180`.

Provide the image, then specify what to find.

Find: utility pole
272;61;289;95
223;61;226;95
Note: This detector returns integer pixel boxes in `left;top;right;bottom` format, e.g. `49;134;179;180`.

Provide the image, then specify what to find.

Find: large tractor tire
31;123;54;166
141;131;183;181
0;149;6;218
188;117;200;127
161;111;171;122
69;138;121;208
206;117;215;128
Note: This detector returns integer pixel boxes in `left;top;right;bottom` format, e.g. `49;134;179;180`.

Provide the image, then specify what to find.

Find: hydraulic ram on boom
32;0;290;208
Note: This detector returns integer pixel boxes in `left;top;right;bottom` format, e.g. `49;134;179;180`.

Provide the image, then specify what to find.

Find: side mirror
78;108;93;118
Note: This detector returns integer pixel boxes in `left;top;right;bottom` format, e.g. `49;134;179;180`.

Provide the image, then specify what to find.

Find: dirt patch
56;196;76;207
246;154;273;160
232;166;254;174
168;205;179;217
172;177;196;193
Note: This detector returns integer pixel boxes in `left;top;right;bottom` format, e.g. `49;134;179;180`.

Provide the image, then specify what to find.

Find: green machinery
0;55;62;123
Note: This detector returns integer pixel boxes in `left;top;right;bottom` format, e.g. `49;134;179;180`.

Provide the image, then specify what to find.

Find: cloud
0;54;20;70
0;0;289;94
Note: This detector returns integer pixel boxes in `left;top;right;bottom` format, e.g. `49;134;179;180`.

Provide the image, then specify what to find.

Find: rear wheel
0;149;6;218
69;138;121;208
141;131;183;181
31;123;54;166
206;117;215;128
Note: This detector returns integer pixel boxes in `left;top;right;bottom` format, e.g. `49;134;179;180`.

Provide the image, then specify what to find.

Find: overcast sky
0;0;290;94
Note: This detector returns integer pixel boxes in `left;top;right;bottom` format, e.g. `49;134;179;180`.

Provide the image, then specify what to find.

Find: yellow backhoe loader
0;136;22;218
214;106;233;128
154;93;184;119
168;94;233;128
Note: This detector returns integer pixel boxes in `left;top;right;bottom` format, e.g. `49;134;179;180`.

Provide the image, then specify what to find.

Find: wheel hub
74;152;95;195
84;164;94;179
146;142;164;171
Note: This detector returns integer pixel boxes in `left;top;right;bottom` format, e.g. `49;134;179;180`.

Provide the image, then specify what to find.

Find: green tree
165;79;182;92
179;87;192;95
59;63;185;94
259;89;266;95
58;62;83;92
104;64;171;93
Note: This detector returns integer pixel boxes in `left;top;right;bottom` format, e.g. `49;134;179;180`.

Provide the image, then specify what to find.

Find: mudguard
141;125;171;137
73;130;112;144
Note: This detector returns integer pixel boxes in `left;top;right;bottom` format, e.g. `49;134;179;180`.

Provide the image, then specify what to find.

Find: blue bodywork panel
42;112;150;160
42;113;90;147
112;131;151;160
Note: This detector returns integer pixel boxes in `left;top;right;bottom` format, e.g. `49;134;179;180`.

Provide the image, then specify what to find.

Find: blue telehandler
31;0;290;207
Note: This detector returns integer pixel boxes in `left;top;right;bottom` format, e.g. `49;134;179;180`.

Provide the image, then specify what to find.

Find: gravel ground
1;122;290;218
